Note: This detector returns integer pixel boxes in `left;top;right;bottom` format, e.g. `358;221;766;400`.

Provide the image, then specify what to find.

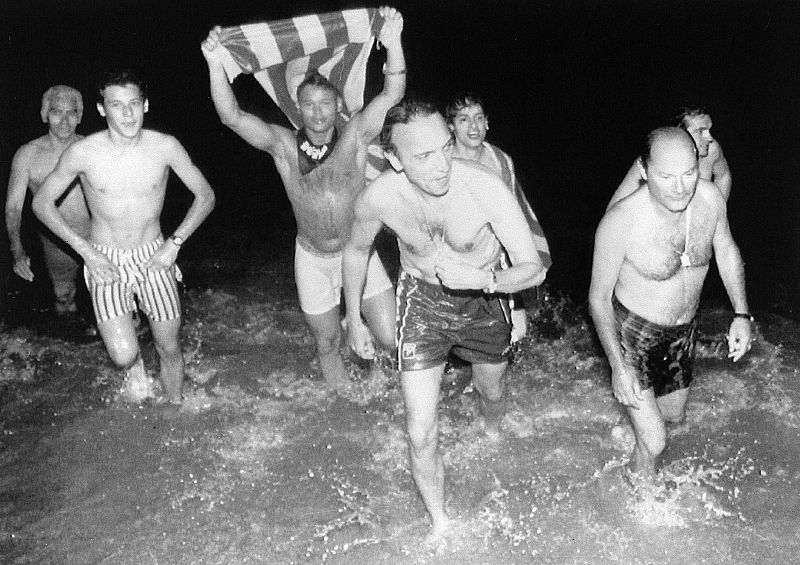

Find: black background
2;0;798;315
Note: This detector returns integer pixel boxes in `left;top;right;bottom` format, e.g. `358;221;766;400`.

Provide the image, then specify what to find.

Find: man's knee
107;342;140;370
634;425;666;459
406;419;438;457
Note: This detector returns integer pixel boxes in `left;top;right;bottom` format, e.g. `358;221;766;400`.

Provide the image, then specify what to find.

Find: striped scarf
215;8;384;130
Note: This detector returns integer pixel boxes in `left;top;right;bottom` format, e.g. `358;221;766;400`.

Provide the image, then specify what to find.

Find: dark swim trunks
613;295;697;398
395;272;512;372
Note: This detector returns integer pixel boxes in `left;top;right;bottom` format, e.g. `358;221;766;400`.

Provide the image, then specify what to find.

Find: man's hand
727;317;753;362
434;253;486;290
143;241;179;274
83;248;120;285
377;6;403;47
346;318;376;360
611;364;643;409
201;26;224;64
11;250;34;282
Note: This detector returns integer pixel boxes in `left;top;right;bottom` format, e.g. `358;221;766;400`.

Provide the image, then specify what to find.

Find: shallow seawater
1;272;799;564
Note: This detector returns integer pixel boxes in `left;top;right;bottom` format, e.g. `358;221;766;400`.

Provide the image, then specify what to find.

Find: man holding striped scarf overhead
201;7;405;393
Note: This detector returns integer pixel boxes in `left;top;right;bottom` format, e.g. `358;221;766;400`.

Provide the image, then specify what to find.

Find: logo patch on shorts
402;343;417;359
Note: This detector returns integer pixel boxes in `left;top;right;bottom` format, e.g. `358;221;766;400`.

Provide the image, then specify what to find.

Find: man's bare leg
401;364;449;535
41;234;80;314
472;361;507;438
304;307;350;390
362;287;396;376
149;316;184;404
657;388;690;423
96;313;153;400
625;388;666;478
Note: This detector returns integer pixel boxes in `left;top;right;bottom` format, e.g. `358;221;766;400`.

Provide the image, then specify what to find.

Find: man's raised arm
343;190;385;359
201;26;290;155
5;145;35;281
354;7;406;143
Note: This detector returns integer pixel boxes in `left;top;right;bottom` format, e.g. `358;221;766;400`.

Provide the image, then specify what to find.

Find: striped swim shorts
83;236;183;323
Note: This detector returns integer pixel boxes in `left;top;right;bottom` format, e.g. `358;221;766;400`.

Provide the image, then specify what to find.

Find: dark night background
1;0;799;318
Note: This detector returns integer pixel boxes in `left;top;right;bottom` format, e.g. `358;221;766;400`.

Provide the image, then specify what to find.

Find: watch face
171;235;184;245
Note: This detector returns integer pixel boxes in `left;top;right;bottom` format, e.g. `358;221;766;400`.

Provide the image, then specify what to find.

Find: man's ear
448;123;455;133
636;156;647;180
384;150;403;172
336;97;343;113
143;99;149;113
97;103;106;118
485;118;489;131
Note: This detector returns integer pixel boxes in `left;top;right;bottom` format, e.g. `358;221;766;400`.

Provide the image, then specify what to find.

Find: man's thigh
401;364;447;429
472;362;507;398
626;387;665;441
96;313;139;360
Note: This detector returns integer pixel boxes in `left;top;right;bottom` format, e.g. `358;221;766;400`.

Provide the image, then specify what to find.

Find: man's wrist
483;268;498;294
733;312;754;323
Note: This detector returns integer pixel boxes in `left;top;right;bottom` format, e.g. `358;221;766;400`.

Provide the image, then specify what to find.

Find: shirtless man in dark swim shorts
343;99;547;542
590;126;752;479
202;7;405;393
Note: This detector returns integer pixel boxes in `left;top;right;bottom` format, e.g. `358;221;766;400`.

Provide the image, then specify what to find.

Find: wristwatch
169;234;185;246
733;312;754;323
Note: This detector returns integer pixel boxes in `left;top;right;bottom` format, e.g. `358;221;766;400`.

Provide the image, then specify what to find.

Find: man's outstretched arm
5;145;35;281
353;7;406;143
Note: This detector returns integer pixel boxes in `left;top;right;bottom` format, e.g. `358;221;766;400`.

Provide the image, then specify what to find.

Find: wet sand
2;258;800;564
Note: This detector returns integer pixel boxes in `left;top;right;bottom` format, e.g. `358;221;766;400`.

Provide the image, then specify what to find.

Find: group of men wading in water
6;5;752;549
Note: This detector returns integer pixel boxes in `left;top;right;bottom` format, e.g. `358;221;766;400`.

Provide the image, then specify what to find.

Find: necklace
413;188;445;253
673;205;692;268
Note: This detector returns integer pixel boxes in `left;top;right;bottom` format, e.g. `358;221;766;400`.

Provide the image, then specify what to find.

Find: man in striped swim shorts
33;69;215;407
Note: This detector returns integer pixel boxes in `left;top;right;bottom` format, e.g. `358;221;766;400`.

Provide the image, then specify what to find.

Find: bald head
640;126;697;168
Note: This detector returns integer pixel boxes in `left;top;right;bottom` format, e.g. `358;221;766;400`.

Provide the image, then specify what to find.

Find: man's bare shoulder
694;178;726;210
366;169;405;200
12;139;43;165
602;187;646;229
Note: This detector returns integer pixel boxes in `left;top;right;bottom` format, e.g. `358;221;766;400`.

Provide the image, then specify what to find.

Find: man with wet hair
33;69;216;407
343;99;547;542
607;107;732;209
201;7;405;393
590;126;752;479
446;91;551;342
6;85;91;316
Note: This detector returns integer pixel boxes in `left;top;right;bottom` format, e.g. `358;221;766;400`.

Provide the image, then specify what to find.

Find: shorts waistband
612;294;694;332
92;236;165;263
296;236;342;259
